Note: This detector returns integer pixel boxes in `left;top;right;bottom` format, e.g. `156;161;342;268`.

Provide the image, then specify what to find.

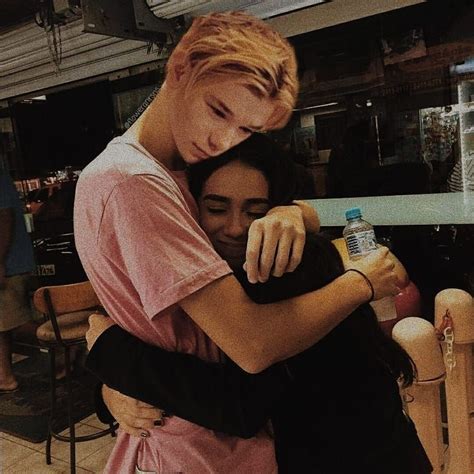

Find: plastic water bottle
343;207;377;259
343;207;397;322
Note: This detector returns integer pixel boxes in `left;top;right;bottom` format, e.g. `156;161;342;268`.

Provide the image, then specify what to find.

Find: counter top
308;192;474;226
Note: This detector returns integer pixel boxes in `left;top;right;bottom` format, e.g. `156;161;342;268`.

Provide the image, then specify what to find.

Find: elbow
233;341;276;375
240;361;266;375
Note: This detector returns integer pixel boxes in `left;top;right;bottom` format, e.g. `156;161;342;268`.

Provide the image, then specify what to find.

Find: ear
167;51;192;88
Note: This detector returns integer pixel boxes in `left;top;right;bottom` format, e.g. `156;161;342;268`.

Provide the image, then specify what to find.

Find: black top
86;235;432;473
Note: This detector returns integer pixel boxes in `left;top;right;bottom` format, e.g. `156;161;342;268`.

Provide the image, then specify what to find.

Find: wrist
292;200;320;233
340;269;373;304
267;204;301;217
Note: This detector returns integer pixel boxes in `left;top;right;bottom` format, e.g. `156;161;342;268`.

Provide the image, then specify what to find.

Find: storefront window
273;0;474;199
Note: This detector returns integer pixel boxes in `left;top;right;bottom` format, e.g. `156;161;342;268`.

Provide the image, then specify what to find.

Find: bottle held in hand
343;207;397;322
343;207;377;259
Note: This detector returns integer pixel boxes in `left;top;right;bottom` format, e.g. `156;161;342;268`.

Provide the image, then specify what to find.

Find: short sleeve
98;174;232;319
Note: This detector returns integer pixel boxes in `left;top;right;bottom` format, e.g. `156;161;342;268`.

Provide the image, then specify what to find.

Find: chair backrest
33;281;100;316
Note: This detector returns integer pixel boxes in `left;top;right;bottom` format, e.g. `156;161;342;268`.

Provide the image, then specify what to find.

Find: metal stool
33;281;117;474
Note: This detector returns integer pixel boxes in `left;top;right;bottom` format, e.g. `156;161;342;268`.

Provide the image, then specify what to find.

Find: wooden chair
33;281;116;474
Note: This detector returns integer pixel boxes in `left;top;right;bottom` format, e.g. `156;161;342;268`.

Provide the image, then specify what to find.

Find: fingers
349;245;401;301
89;312;106;324
136;400;156;408
283;230;305;274
258;229;279;282
89;312;113;329
117;422;148;438
245;224;263;284
375;246;390;257
117;407;168;437
245;218;305;282
87;313;115;350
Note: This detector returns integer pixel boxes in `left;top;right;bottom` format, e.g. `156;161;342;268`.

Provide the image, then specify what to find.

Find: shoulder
78;138;183;207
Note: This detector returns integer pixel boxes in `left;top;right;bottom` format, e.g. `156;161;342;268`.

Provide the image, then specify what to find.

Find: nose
223;212;248;239
208;128;238;154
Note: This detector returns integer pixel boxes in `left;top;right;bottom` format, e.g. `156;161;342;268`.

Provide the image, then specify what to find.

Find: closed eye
209;104;226;119
247;212;266;219
206;207;227;214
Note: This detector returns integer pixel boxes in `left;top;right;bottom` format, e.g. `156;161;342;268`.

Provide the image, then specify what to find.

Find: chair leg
65;347;76;474
46;348;57;465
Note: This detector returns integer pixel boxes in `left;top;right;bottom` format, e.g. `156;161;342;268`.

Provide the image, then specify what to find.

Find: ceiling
0;0;39;30
0;0;328;32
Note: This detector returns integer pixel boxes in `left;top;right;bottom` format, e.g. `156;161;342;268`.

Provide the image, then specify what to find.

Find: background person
0;161;35;393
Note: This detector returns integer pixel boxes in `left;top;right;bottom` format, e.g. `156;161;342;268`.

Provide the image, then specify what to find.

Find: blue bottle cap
345;207;362;220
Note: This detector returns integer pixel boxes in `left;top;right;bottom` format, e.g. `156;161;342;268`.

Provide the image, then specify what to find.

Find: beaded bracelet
345;268;375;302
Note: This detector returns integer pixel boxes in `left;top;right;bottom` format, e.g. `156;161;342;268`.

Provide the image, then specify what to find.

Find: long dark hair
188;135;415;387
238;234;416;387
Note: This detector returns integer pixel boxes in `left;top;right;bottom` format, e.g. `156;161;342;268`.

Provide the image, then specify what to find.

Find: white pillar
393;317;446;474
435;289;474;474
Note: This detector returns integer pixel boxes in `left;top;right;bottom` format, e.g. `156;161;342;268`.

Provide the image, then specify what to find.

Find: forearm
0;208;14;264
86;325;286;437
293;200;320;234
181;270;370;374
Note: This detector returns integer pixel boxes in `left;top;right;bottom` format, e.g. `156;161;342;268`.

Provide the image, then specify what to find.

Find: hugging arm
86;325;289;438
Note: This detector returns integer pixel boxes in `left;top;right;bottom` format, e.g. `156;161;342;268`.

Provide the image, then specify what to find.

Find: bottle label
345;230;377;258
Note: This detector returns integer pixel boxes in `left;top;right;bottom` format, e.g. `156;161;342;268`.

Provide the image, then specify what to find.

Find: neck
129;81;185;171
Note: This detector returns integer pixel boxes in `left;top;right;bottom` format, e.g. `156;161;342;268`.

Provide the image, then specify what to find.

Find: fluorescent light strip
294;102;339;111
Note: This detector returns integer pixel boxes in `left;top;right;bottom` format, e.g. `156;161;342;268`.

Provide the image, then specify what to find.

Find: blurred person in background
0;159;35;392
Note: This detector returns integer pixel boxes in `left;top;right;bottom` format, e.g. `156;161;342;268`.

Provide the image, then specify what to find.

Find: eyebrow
210;96;265;131
203;194;270;206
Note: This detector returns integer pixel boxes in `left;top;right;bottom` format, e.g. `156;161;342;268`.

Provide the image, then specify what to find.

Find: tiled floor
0;413;116;473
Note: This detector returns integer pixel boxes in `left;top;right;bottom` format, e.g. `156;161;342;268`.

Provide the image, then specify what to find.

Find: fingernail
154;420;163;426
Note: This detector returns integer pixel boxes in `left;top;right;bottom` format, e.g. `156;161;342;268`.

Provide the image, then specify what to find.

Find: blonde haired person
74;11;399;473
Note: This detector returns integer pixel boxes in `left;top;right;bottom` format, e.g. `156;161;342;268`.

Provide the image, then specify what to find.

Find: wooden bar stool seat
33;281;117;474
36;310;91;344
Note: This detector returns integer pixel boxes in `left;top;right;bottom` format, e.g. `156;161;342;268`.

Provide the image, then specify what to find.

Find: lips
192;142;209;160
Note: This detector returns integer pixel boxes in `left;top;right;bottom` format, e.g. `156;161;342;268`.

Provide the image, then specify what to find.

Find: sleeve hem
144;260;233;319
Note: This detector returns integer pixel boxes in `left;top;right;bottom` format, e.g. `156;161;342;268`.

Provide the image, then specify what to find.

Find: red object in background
395;280;422;318
380;281;422;337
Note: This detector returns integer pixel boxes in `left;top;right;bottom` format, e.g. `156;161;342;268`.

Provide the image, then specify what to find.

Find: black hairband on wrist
345;268;375;302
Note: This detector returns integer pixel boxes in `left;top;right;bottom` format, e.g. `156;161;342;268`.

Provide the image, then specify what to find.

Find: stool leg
46;348;57;465
65;347;76;474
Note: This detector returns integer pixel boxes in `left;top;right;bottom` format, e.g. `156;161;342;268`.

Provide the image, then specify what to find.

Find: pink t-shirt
74;135;277;474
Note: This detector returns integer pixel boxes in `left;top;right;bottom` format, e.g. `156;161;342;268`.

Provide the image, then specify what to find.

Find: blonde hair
166;11;298;130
